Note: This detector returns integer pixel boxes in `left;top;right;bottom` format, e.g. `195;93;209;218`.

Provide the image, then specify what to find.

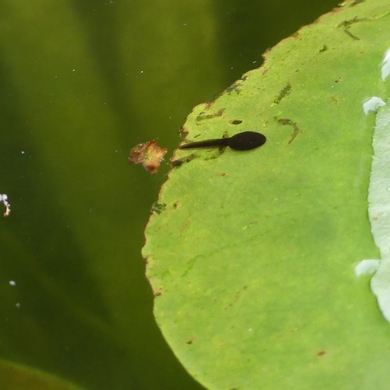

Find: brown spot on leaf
275;117;300;145
171;153;196;167
274;83;291;105
150;202;167;214
196;108;226;122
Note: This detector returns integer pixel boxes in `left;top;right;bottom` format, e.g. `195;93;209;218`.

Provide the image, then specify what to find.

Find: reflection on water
0;0;339;388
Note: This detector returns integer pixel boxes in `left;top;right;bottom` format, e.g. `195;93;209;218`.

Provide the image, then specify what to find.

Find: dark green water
0;0;339;388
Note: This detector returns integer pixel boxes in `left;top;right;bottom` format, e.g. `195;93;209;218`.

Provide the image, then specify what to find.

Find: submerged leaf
0;359;84;390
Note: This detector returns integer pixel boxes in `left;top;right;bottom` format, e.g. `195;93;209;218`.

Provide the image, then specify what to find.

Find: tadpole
179;131;266;151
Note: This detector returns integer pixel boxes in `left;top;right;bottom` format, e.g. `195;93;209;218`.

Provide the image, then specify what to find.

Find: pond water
0;0;339;388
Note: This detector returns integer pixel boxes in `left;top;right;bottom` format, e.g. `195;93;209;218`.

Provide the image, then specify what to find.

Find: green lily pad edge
143;0;390;389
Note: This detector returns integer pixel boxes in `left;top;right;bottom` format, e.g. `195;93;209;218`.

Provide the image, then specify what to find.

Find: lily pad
143;0;390;388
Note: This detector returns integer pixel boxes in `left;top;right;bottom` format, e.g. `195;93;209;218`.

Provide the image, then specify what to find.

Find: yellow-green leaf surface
143;1;390;389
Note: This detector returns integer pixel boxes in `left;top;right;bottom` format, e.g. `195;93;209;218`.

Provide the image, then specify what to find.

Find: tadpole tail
179;138;229;149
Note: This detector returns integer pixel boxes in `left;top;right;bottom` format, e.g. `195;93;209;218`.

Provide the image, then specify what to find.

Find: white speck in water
0;194;11;216
248;328;253;333
15;303;20;308
140;70;144;74
9;280;16;287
